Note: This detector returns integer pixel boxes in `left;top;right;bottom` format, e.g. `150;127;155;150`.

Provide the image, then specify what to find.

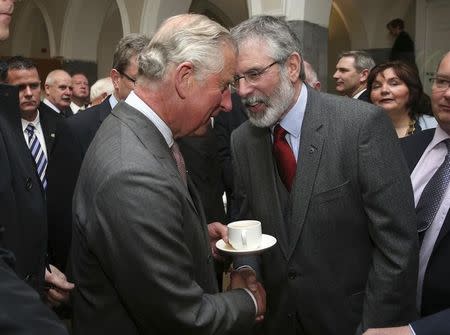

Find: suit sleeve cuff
242;288;258;316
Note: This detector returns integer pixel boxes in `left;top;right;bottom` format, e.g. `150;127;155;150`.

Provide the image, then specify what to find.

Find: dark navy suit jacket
401;128;450;334
47;97;112;269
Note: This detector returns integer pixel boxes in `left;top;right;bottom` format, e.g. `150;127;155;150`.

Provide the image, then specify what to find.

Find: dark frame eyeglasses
232;61;279;89
116;69;136;84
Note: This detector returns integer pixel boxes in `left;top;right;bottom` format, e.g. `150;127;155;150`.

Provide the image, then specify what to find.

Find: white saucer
216;234;277;255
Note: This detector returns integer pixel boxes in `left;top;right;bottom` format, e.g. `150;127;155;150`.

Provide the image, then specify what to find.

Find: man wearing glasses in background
364;52;450;335
46;33;150;271
230;16;419;334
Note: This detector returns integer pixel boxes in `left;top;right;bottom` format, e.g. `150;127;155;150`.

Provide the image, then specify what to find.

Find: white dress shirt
21;110;48;160
352;88;367;99
270;84;308;161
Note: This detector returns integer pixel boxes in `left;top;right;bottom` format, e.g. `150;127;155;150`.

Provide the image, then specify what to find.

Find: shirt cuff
242;288;258;316
235;265;255;272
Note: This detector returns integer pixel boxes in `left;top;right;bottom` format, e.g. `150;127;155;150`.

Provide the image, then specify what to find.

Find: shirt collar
109;94;118;109
125;91;174;147
271;84;307;138
21;110;41;133
430;125;450;149
353;88;366;99
43;98;62;113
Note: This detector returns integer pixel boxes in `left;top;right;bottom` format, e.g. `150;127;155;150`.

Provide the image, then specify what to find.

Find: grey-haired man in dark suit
230;15;418;335
71;14;265;335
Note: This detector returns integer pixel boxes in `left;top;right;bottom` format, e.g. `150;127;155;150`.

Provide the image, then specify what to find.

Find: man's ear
360;68;370;83
110;69;121;90
174;61;195;99
286;52;301;82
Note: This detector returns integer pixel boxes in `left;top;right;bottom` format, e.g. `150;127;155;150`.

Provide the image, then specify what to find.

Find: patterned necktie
273;124;296;192
416;139;450;233
171;141;187;186
25;124;48;190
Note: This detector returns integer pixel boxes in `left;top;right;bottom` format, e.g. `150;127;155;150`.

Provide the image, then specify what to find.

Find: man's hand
45;264;75;307
230;268;266;321
207;221;227;260
363;326;412;335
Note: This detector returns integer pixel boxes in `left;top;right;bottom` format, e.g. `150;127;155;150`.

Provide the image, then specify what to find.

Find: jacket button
25;177;33;191
288;270;297;280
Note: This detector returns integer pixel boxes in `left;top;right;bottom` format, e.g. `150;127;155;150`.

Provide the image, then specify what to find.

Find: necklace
406;119;416;136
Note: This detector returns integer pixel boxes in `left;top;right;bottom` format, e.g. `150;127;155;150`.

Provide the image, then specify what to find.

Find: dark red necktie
273;124;296;192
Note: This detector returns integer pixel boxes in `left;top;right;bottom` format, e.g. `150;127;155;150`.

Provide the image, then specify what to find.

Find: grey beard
243;71;295;128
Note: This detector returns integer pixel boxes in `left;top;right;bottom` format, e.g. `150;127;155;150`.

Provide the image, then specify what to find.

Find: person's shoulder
315;91;380;119
402;127;435;147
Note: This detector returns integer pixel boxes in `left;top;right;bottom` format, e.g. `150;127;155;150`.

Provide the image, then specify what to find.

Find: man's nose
220;88;233;113
237;79;254;98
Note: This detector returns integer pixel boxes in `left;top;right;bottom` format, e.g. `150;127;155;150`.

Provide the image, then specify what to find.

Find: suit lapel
288;87;325;259
400;129;435;173
112;102;199;216
40;112;53;153
248;126;290;259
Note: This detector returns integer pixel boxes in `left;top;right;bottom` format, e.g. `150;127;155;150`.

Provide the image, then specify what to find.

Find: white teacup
228;220;262;250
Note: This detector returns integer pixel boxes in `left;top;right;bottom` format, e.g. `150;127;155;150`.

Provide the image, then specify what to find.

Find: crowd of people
1;0;449;334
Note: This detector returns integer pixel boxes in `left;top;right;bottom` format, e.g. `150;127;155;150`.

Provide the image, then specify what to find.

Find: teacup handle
242;230;247;248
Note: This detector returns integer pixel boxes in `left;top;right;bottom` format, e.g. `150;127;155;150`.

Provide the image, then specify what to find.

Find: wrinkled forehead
236;38;274;69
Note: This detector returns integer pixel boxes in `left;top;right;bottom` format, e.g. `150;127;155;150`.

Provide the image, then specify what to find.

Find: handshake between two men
208;221;266;322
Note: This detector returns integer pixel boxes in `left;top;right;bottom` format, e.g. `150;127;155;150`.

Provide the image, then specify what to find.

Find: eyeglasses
429;77;450;91
232;61;279;89
116;69;136;84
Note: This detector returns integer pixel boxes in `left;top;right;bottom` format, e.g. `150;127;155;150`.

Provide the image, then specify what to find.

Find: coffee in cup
227;220;262;250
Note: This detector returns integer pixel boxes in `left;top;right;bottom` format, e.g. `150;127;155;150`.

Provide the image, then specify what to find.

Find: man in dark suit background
230;16;418;334
364;51;450;335
71;13;265;334
46;33;150;270
2;55;75;307
387;18;415;67
0;0;69;333
42;69;73;118
2;56;61;157
333;50;375;102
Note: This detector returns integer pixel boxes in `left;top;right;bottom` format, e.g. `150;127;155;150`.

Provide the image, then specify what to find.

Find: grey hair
45;69;70;86
138;14;236;82
90;77;114;101
112;33;151;73
338;50;376;73
231;16;305;80
303;60;318;85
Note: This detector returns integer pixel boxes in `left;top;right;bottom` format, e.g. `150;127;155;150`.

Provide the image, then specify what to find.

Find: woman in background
368;60;436;138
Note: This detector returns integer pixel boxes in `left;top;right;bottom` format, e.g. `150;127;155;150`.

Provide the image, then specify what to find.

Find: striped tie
25;124;48;190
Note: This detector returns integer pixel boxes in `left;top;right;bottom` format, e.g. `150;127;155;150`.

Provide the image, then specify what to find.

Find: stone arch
11;0;54;57
115;0;131;35
61;0;127;61
140;0;191;36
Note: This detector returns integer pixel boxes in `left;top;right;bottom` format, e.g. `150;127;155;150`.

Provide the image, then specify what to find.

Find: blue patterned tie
416;139;450;233
25;124;48;190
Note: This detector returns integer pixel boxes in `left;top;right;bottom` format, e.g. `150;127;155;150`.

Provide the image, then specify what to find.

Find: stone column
247;0;331;91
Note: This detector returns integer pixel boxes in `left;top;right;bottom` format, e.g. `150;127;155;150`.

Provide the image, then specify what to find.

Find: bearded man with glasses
230;15;419;335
